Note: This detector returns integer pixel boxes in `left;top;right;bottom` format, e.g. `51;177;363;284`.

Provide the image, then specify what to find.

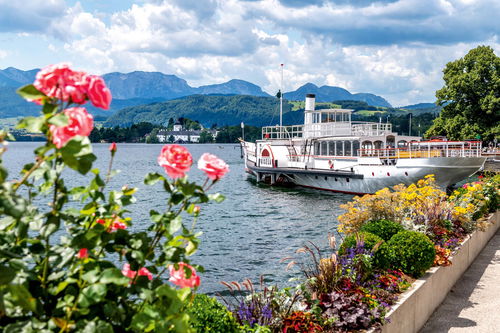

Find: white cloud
0;49;7;59
0;0;498;105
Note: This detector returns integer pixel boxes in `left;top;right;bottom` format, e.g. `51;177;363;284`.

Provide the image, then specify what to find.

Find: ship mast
280;63;283;138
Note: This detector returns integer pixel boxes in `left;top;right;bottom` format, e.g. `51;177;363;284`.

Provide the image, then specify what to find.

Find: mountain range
0;67;395;119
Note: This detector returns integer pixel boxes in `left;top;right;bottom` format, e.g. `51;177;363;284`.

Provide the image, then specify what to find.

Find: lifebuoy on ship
328;160;334;169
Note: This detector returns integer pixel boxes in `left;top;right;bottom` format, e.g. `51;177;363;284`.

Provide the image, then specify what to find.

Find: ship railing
262;125;303;139
358;141;482;158
259;157;273;167
303;123;352;138
351;122;392;136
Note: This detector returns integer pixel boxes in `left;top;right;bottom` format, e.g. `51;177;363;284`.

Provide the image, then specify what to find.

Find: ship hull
245;156;485;195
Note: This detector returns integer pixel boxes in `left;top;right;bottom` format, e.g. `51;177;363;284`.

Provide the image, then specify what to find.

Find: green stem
104;154;115;186
13;157;45;192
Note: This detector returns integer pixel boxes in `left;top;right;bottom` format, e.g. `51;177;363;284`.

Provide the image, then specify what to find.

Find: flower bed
215;175;499;333
380;210;499;333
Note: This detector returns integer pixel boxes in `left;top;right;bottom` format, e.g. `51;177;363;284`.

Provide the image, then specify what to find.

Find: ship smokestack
305;94;316;111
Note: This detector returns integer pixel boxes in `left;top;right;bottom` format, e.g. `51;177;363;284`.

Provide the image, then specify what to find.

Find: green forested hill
104;94;296;127
104;94;440;129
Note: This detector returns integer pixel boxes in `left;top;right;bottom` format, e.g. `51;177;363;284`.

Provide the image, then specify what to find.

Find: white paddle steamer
240;94;485;194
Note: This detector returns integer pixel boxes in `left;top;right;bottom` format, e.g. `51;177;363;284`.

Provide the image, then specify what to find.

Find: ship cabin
260;94;419;161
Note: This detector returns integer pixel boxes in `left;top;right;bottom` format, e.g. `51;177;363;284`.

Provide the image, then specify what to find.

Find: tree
199;130;214;143
426;45;500;141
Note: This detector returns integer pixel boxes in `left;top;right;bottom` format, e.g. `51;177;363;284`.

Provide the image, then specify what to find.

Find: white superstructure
241;94;485;194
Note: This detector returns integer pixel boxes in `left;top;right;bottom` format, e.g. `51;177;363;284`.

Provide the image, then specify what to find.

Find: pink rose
77;248;89;259
122;263;153;281
109;142;117;153
96;218;127;232
111;220;127;231
34;63;87;103
86;75;112;109
49;107;94;148
168;262;200;288
197;153;229;180
157;145;193;178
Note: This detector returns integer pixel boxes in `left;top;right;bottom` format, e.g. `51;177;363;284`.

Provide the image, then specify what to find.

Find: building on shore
156;123;217;143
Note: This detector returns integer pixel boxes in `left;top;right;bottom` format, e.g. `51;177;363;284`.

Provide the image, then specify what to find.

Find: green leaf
78;283;107;307
16;116;45;133
48;113;69;127
16;84;45;101
168;216;182;234
99;268;130;285
170;193;184;205
41;214;60;238
0;265;16;285
81;320;113;333
7;284;38;313
42;102;57;115
208;193;225;203
130;311;155;332
180;182;197;196
0;216;15;231
0;165;7;183
144;172;164;185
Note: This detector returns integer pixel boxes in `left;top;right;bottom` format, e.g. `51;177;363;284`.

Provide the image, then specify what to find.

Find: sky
0;0;498;106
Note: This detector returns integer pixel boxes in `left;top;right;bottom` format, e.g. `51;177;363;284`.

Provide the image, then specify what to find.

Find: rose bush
0;64;227;332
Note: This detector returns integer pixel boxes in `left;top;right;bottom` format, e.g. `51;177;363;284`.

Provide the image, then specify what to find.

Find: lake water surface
3;142;353;294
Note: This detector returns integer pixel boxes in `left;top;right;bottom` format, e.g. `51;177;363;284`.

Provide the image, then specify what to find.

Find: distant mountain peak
283;82;391;107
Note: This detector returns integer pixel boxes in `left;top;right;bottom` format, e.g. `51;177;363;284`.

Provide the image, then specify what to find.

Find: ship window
336;141;343;156
321;142;328;155
329;141;335;155
312;113;320;123
353;141;360;156
345;141;352;156
321;113;329;123
314;142;320;155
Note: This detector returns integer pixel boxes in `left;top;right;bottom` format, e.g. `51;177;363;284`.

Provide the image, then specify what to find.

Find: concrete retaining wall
381;211;500;333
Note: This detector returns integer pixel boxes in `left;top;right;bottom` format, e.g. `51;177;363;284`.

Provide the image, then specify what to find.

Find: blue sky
0;0;498;106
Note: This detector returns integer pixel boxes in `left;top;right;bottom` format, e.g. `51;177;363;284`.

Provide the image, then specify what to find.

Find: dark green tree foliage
198;130;214;143
90;122;156;143
215;125;261;143
426;45;500;141
333;100;377;111
104;95;293;128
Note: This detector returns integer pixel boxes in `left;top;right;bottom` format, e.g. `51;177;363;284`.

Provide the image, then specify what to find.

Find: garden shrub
373;242;394;270
187;294;239;333
338;232;383;255
383;230;436;277
360;219;404;241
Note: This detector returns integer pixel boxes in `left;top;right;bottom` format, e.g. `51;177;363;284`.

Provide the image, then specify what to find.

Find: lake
2;142;353;294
